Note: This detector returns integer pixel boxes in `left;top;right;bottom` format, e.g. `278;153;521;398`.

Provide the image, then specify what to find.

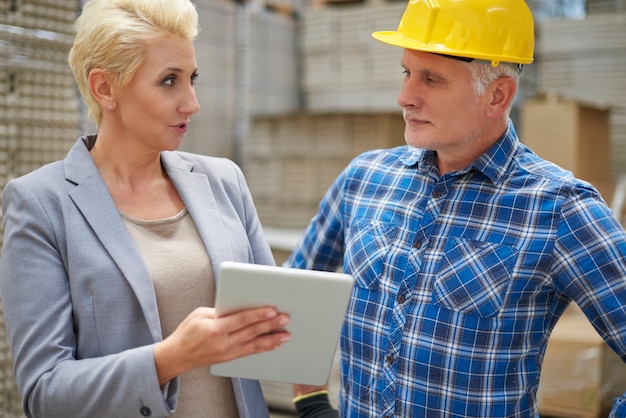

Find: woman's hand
154;306;290;384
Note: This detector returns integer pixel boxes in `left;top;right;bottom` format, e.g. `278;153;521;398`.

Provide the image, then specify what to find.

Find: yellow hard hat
372;0;534;66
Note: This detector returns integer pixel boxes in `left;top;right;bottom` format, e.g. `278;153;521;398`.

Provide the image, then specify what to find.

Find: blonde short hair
68;0;199;125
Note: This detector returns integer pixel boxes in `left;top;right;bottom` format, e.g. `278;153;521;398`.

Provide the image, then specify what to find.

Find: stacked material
300;2;405;112
182;1;300;160
587;0;626;14
245;112;405;229
0;1;80;416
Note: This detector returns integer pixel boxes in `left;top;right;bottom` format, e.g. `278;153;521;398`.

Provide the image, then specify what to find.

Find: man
289;0;626;417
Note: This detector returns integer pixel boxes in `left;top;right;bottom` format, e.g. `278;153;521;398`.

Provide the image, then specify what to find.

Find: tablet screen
210;261;354;385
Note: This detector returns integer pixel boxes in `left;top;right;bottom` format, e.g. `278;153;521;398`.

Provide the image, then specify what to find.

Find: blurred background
1;0;626;417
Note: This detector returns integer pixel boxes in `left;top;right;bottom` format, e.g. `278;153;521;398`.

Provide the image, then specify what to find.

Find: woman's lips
171;123;188;134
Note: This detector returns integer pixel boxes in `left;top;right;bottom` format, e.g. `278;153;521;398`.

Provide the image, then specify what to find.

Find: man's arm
293;385;339;418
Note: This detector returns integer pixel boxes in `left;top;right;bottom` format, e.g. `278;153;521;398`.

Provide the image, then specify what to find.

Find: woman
0;0;290;417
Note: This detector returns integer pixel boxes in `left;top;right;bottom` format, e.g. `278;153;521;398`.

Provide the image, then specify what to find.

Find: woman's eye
162;76;176;87
191;72;199;86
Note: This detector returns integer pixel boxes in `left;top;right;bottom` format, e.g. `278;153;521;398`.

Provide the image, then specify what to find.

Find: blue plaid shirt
286;122;626;417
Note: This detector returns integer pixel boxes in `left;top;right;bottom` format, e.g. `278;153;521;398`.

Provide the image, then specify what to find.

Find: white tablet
210;261;354;385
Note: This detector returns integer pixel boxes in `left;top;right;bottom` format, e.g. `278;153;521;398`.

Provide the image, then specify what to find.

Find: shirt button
396;294;406;304
140;406;152;417
412;240;422;249
386;354;394;365
433;184;447;198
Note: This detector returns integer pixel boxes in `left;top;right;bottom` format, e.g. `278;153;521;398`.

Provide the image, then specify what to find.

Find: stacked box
520;96;618;219
535;13;626;181
521;96;611;186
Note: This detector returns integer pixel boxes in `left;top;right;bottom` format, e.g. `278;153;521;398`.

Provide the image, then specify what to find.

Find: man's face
397;49;493;168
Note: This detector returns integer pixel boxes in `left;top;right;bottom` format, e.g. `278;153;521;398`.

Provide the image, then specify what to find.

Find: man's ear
88;68;115;109
486;76;517;119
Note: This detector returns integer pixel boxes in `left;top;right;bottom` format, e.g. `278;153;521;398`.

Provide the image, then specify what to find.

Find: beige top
122;209;239;417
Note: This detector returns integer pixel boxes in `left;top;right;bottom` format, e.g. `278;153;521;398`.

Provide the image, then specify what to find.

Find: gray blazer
0;136;274;418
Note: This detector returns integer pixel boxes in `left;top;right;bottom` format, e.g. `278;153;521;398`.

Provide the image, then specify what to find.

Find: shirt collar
471;120;519;184
400;120;520;184
400;146;428;167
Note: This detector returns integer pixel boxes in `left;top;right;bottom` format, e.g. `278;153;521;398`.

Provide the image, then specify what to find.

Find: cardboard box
590;180;615;206
521;96;611;184
537;308;626;418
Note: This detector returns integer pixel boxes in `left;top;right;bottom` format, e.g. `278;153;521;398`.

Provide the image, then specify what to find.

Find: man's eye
424;74;440;84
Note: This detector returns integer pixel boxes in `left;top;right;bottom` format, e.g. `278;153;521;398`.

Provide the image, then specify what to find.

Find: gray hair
464;61;521;117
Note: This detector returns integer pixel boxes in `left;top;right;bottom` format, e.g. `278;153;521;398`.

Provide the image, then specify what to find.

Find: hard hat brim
371;31;534;65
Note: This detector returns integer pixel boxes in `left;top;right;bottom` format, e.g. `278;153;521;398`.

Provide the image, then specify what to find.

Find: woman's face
113;35;200;153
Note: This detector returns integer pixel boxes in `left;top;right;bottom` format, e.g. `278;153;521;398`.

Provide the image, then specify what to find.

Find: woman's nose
181;86;200;116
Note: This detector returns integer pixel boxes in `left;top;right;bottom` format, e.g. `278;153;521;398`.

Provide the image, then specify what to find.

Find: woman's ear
88;68;115;110
486;76;517;119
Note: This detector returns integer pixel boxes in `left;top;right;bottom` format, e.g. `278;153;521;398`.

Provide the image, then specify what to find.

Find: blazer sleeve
0;179;175;418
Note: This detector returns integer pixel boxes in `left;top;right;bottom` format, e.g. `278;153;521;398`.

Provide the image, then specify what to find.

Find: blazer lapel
161;152;235;275
64;137;163;342
161;154;270;417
